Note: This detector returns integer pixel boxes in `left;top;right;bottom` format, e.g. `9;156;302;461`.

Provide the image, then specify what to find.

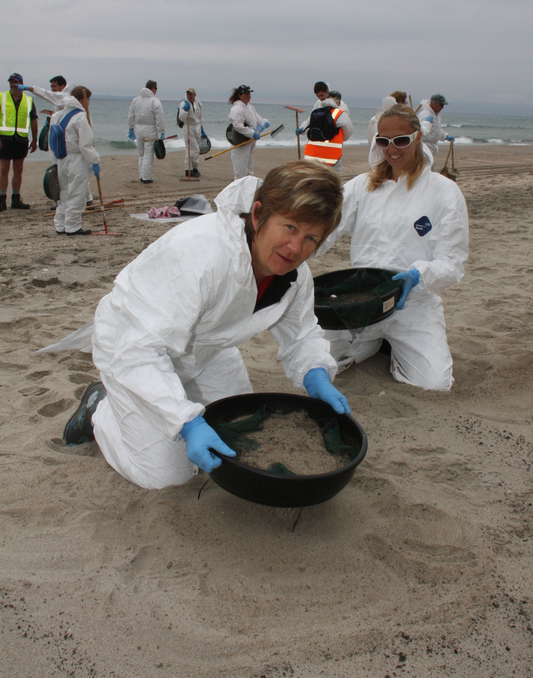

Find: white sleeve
412;180;469;294
154;99;165;134
229;105;255;139
31;86;67;107
77;115;100;165
337;112;353;141
270;266;338;388
127;98;136;129
95;237;225;441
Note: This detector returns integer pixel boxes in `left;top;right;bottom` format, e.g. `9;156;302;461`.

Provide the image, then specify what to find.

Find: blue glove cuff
411;269;420;286
180;415;204;439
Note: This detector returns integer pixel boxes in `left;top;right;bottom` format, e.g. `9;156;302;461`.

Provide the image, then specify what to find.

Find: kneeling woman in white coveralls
318;104;469;391
65;161;350;489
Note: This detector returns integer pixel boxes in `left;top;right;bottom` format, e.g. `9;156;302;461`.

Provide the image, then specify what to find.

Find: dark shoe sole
63;382;106;445
66;229;92;236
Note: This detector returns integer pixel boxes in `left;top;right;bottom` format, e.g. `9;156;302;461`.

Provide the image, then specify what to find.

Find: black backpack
307;107;338;142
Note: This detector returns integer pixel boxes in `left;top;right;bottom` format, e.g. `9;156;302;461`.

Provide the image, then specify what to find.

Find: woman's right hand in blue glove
253;131;261;140
180;415;236;473
127;128;136;140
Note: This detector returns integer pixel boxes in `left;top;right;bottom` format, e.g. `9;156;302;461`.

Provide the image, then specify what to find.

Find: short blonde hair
368;104;425;192
242;160;343;246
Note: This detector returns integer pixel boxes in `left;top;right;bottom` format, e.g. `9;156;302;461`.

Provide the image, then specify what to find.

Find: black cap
8;73;23;84
236;85;253;96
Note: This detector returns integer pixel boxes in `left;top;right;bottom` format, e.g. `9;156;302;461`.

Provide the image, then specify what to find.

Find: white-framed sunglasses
375;131;419;150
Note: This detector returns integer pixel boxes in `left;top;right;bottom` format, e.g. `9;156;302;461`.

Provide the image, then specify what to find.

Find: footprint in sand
37;398;75;418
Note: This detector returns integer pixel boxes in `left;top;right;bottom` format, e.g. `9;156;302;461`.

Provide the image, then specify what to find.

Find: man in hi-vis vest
0;73;38;211
303;91;353;173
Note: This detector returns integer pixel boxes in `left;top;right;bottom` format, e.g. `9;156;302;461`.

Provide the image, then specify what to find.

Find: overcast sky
5;0;532;116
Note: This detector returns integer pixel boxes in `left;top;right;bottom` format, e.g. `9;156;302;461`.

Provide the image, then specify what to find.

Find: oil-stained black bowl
204;392;367;508
153;139;166;160
313;267;402;330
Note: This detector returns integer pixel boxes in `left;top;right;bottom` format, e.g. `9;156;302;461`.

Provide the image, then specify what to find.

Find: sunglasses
375;131;418;150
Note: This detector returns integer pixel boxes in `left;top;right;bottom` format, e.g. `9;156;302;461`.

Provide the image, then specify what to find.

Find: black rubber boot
63;382;107;445
0;195;6;212
11;194;30;209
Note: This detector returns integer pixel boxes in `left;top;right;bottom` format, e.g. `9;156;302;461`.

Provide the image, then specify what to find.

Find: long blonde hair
368;104;425;192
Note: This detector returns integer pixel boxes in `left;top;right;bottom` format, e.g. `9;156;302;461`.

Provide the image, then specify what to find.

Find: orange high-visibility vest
304;108;344;166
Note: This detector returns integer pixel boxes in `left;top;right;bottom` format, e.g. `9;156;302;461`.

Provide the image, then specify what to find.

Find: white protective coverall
128;88;165;181
317;147;469;391
51;97;100;234
417;100;448;165
32;84;94;203
367;96;397;168
228;100;268;180
91;176;338;489
178;98;203;171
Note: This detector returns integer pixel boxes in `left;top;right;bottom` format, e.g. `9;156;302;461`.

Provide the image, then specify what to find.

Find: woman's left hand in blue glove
392;269;420;309
303;368;350;414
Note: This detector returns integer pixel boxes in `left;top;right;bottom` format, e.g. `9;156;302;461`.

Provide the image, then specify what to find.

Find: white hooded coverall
51;97;100;234
91;177;338;489
178;98;203;171
228;100;268;180
417;100;448;164
32;84;94;203
128;88;165;181
317;148;469;391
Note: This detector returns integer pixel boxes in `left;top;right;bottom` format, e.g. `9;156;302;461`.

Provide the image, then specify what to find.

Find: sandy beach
1;143;533;677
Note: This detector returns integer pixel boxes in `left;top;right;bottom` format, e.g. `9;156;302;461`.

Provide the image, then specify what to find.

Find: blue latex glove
201;126;207;138
183;101;190;112
446;135;455;142
392;269;420;310
17;85;30;91
127;128;136;141
181;415;236;473
425;115;434;123
253;131;261;140
92;163;101;179
161;133;165;140
295;127;304;135
263;120;270;129
303;368;351;415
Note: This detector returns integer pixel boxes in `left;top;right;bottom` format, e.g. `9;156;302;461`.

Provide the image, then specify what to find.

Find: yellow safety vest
0;90;32;137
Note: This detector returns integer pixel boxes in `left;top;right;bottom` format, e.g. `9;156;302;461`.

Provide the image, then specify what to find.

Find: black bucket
204;392;367;508
313;267;402;330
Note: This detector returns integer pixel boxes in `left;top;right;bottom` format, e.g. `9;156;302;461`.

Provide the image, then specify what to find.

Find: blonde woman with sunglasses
317;104;469;391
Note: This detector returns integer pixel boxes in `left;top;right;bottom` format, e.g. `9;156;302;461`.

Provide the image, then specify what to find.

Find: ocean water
31;97;533;159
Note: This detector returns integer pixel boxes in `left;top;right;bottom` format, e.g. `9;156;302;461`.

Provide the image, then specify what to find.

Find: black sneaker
11;195;30;209
66;228;92;236
142;179;154;184
0;197;6;212
191;169;201;178
63;382;107;445
185;170;190;177
86;200;94;206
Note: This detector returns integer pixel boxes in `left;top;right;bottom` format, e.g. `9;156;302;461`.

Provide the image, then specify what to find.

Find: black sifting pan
43;164;59;202
204;392;367;508
313;267;402;330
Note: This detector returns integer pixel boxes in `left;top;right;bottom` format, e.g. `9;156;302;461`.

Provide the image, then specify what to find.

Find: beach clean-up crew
128;80;165;184
317;104;469;391
22;75;95;208
62;161;350;489
0;73;38;211
296;81;350;136
50;86;101;236
228;85;269;180
303;90;353;172
177;87;205;178
417;94;455;168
